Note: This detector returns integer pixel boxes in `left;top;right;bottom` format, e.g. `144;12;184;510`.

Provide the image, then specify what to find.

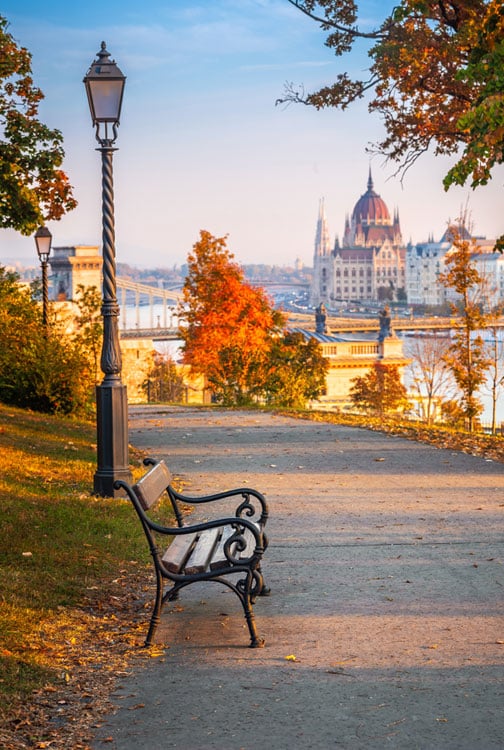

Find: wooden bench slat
184;528;221;575
210;526;235;571
133;460;172;510
162;532;197;573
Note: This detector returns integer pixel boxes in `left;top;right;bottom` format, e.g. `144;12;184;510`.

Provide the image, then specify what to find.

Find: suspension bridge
117;278;182;338
116;279;504;341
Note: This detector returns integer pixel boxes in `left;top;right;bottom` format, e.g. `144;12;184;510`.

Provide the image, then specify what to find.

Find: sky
1;0;502;270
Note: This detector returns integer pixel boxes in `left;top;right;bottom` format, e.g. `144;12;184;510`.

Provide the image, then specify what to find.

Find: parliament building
310;171;407;307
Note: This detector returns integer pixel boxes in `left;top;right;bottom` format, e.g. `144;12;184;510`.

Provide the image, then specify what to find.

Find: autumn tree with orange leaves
179;231;285;406
0;15;76;234
180;231;329;407
281;2;503;248
349;362;410;417
438;223;491;431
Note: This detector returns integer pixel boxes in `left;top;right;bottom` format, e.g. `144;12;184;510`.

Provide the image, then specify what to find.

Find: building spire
367;166;374;192
314;198;331;258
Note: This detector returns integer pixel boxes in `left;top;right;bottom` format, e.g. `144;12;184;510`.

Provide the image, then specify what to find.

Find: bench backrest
132;460;172;510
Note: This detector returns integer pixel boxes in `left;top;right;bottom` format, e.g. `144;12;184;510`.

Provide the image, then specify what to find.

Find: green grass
0;404;157;719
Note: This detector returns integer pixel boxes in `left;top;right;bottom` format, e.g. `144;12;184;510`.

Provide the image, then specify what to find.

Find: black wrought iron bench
115;457;270;648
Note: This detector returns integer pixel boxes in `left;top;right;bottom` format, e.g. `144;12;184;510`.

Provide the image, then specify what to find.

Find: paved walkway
92;407;504;749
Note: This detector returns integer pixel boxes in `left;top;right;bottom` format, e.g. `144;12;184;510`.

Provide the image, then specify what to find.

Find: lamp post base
94;382;132;497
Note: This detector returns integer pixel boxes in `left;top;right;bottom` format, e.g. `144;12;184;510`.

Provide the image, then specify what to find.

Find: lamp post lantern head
34;226;52;263
84;42;126;145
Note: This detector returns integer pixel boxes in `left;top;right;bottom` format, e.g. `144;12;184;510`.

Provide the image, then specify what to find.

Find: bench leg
244;605;265;648
144;570;164;647
239;571;265;648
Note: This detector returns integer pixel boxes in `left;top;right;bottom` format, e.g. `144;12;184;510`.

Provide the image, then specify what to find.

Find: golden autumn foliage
180;231;329;407
179;231;285;404
283;0;504;229
349;362;411;416
443;0;504;204
0;15;76;234
438;223;492;430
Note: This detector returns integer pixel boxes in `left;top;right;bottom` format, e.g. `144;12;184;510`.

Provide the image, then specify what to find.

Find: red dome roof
352;171;391;225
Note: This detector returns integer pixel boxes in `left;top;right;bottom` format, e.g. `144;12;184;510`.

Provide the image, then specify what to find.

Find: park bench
115;457;269;648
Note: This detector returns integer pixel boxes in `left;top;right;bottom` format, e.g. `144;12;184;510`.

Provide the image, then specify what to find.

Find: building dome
352;170;391;225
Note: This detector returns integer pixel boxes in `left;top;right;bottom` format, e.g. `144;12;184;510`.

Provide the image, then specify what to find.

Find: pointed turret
343;213;352;247
314;198;331;258
367;166;374;192
310;198;331;307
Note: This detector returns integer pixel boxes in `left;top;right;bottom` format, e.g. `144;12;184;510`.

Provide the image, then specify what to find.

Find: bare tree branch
275;82;311;107
285;0;386;40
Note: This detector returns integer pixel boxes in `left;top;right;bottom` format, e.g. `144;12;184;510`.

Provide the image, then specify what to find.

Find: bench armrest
167;485;269;528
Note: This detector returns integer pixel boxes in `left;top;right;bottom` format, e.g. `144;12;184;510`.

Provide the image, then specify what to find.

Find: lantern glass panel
88;78;124;122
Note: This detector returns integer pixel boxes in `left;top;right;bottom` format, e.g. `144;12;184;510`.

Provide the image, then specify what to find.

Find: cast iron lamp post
34;226;52;333
84;42;132;496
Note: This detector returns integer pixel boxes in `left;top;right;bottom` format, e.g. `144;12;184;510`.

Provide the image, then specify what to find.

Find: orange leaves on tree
0;14;77;234
179;231;285;404
349;361;410;417
283;0;503;216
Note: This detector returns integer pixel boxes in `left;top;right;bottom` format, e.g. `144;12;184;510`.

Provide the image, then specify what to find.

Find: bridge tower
49;245;102;300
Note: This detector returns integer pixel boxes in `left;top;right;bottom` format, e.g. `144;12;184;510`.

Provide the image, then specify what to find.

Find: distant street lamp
34;226;52;332
84;42;132;497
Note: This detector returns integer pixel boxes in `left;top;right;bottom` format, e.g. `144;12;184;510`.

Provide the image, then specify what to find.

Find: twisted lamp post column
41;258;49;330
99;145;122;380
84;43;132;497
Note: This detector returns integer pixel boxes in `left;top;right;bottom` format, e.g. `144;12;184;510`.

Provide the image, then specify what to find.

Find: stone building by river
292;304;410;409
